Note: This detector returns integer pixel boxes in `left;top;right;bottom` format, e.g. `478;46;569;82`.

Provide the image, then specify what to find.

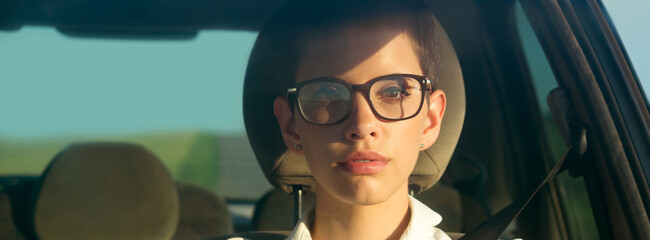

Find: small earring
420;144;424;148
293;144;302;150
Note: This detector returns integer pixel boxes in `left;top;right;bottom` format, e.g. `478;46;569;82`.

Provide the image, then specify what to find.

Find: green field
0;131;221;191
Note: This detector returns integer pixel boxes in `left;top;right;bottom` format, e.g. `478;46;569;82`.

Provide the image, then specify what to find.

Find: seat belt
459;127;587;240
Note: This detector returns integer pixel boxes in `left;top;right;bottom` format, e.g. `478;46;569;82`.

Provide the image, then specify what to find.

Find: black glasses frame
286;73;433;125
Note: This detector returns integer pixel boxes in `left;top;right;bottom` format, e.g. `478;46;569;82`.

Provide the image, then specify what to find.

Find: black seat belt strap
459;128;587;240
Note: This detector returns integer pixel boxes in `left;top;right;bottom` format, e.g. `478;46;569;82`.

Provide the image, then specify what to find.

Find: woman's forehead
295;23;421;84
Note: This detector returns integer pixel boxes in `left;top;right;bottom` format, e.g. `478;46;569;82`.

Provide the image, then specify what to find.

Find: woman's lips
337;151;388;175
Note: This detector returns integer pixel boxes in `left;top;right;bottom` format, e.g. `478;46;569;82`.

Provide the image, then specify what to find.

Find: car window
599;0;650;98
0;27;273;200
515;2;599;239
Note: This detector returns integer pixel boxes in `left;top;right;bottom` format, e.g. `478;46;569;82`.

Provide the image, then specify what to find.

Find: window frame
519;0;650;239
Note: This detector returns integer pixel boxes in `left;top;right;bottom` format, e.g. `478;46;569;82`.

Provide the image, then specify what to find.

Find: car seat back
0;143;236;240
173;181;233;239
30;142;179;240
243;1;465;196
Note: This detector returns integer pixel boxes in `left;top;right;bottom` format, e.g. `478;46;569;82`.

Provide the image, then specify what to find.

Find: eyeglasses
286;73;432;125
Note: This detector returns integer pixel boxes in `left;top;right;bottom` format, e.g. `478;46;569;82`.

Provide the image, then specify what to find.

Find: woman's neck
310;185;411;240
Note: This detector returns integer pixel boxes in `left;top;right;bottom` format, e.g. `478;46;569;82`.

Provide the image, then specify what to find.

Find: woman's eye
380;86;408;99
379;85;411;100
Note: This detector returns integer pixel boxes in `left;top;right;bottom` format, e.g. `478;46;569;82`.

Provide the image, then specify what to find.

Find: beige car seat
0;143;234;240
213;2;466;239
0;143;179;240
30;143;180;240
243;3;464;196
173;181;233;239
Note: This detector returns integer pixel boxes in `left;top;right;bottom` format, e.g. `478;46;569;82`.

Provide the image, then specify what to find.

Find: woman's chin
315;170;409;206
335;182;403;206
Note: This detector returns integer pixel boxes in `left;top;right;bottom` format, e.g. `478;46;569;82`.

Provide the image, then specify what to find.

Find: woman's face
274;22;445;205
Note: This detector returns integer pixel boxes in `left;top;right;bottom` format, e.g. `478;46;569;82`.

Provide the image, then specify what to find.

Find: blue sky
0;29;258;138
601;0;650;92
0;1;647;138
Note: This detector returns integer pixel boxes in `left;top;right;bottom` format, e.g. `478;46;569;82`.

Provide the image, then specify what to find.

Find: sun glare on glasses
286;73;433;125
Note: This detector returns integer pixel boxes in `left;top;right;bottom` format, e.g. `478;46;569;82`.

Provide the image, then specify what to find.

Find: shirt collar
286;203;314;240
286;195;450;240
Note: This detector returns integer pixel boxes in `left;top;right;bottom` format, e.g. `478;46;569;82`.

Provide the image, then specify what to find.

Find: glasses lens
370;76;423;119
298;81;351;124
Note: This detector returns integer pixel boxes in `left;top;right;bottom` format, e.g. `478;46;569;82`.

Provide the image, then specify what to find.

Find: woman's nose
344;93;380;141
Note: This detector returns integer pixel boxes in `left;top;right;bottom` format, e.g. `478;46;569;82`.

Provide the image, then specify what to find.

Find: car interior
1;0;648;239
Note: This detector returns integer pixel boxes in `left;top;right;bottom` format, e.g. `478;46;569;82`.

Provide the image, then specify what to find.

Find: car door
518;0;650;239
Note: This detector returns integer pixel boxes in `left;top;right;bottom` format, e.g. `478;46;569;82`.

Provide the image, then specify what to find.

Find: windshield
0;27;273;200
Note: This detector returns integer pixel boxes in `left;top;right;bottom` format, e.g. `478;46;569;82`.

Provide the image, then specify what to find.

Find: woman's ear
420;89;446;150
273;96;303;154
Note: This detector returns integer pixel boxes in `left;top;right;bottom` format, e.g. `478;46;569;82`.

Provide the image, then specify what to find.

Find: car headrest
243;13;464;195
30;142;179;240
173;181;233;239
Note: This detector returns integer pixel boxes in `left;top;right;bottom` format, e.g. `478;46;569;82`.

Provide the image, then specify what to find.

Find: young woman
249;0;452;239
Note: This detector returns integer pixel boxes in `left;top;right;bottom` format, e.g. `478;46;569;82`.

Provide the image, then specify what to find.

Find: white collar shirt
286;195;452;240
